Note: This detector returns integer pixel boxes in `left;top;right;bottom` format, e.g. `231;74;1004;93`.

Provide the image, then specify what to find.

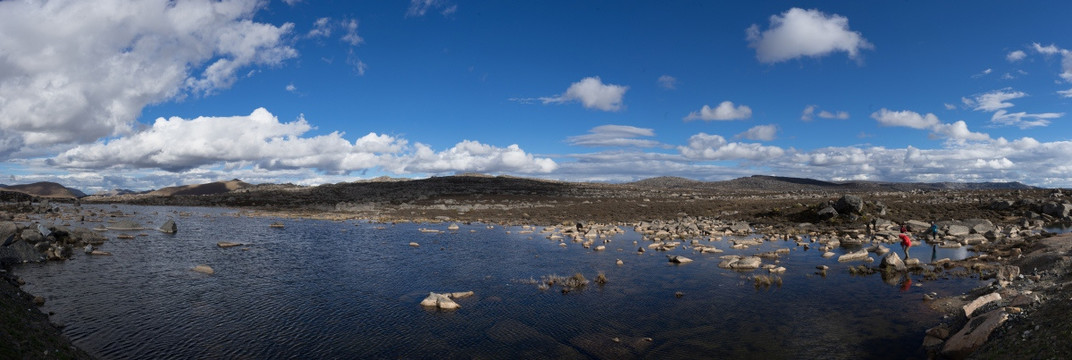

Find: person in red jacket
899;233;912;258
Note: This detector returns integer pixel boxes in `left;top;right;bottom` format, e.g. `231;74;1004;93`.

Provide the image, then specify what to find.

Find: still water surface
16;205;984;359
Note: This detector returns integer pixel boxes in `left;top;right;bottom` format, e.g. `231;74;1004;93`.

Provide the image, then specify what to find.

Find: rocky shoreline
3;176;1071;359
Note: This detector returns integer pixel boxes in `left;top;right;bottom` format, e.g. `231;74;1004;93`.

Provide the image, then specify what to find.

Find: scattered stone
89;250;112;256
269;222;284;228
821;251;835;258
409;242;420;247
816;265;829;271
32;296;45;306
667;255;693;264
616;259;623;266
447;223;460;231
158;219;177;233
217;242;242;248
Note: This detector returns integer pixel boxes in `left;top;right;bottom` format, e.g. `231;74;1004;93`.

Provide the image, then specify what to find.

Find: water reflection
14;205;985;359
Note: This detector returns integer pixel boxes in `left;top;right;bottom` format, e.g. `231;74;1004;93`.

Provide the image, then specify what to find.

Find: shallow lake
15;205;984;359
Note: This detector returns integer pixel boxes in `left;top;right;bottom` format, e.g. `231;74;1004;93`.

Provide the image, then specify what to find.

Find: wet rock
941;309;1008;359
834;195;864;214
838;249;869;262
963;292;1001;317
720;256;761;269
107;221;142;230
32;296;45;306
616;259;623;266
158;219;177;233
89;250;112;256
217;242;242;248
667;255;693;264
447;223;460;231
192;265;214;274
821;251;835;258
420;291;471;310
408;242;420;247
881;252;907;272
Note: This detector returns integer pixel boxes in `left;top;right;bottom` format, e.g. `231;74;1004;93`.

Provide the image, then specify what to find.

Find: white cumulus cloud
871;109;989;142
871;109;940;129
50;108;557;175
746;8;873;64
1006;50;1026;62
737;125;778;141
0;0;296;156
537;77;629;112
679;133;785;161
969;89;1026;111
684;101;752;121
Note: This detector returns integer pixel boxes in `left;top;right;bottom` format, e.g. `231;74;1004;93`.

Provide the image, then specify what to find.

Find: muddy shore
4;175;1072;359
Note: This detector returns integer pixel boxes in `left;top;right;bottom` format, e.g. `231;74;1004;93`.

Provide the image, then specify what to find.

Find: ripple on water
15;205;985;359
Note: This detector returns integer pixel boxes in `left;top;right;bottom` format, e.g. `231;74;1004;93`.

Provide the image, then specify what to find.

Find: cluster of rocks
539;221;625;250
0;220;107;265
420;291;475;310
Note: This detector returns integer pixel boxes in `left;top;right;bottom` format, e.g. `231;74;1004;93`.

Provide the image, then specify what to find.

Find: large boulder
0;221;16;246
946;225;970;237
964;219;996;234
905;220;931;232
1042;202;1072;218
0;238;46;264
20;228;43;244
941;309;1008;359
881;252;906;272
834;195;864;215
730;256;762;269
817;206;838;221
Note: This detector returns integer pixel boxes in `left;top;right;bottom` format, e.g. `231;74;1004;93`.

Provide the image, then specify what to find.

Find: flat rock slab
838;249;869;262
963;292;1001;317
941;309;1008;359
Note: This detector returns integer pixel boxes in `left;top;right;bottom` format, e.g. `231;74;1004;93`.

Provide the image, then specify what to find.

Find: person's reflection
931;244;938;263
900;277;912;292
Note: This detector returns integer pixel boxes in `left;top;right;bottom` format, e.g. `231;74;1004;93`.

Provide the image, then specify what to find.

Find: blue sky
1;0;1071;192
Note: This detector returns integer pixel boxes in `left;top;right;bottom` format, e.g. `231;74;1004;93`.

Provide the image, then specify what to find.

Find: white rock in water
667;255;693;264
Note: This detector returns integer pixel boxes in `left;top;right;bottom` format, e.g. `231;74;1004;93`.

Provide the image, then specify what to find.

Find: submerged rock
192;265;214;274
217;242;242;248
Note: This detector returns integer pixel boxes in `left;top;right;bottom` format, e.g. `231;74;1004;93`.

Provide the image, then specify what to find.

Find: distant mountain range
626;175;1036;192
0;181;86;199
0;175;1041;200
